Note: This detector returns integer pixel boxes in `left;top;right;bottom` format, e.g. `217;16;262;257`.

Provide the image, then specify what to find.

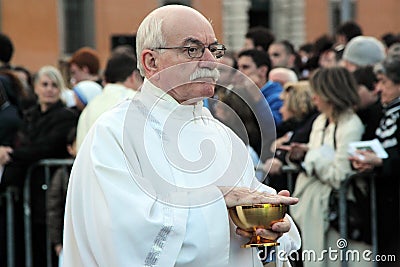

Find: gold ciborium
229;204;287;248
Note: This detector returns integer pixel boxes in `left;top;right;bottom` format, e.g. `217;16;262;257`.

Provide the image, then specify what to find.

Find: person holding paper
288;67;373;267
349;56;400;264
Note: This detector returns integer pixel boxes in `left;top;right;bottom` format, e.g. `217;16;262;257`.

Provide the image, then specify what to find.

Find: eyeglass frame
152;42;226;59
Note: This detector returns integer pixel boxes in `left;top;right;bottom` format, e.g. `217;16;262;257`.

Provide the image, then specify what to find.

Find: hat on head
343;36;386;66
73;80;102;106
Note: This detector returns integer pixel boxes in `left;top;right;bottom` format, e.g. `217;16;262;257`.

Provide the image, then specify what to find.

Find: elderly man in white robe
63;5;301;267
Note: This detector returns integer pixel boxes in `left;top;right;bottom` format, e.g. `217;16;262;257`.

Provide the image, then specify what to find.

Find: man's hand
279;142;308;162
234;190;294;241
236;216;291;241
219;187;298;208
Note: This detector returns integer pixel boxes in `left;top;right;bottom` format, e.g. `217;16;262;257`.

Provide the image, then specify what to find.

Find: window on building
330;0;356;34
248;0;271;28
60;0;95;54
160;0;192;6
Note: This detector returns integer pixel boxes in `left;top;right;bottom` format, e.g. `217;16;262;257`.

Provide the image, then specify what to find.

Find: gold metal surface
229;204;287;248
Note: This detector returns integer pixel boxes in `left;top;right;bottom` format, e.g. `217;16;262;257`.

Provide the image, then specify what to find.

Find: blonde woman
265;81;319;191
0;65;78;266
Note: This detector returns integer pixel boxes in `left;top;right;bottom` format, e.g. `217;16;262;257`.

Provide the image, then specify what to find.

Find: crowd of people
0;4;399;267
0;34;143;266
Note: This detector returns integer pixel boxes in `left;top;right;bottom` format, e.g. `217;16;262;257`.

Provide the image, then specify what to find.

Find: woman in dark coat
0;65;78;267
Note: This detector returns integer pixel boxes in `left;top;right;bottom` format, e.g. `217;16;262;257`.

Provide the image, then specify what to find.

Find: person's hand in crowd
270;131;293;153
219;187;298;208
235;190;293;241
0;146;13;165
263;157;283;175
279;142;308;162
349;150;382;173
54;244;63;256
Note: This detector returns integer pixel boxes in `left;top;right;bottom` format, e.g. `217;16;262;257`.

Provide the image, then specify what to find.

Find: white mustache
190;68;220;82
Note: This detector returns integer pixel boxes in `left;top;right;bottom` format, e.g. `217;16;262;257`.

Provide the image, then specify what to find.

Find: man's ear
142;49;158;76
258;65;268;78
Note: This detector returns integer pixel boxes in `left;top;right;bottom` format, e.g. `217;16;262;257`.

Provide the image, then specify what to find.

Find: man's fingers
245;192;298;206
277;190;290;197
236;228;252;238
271;217;291;233
221;187;299;207
255;229;282;241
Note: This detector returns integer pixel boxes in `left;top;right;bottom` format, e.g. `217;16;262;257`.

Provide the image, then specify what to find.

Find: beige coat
290;111;372;267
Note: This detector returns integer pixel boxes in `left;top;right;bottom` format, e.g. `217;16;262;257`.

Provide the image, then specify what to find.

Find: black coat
11;100;78;163
356;100;382;141
0;102;22;146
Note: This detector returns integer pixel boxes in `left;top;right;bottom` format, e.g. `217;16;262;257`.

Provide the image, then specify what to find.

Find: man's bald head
136;5;214;77
268;67;298;86
135;5;220;104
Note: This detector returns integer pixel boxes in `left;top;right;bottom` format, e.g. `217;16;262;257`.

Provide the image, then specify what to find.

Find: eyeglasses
153;43;226;59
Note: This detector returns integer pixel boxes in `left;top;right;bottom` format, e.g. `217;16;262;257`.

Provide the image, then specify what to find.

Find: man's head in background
341;36;386;72
0;33;14;69
104;48;143;91
242;26;275;52
68;47;101;86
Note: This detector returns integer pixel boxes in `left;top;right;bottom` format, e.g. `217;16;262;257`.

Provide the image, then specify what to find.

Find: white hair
190;68;220;82
136;12;166;76
269;67;298;84
35;65;66;94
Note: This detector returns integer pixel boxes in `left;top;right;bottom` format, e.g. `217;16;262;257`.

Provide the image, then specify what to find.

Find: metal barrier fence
3;159;377;267
338;173;378;267
23;158;74;267
260;164;378;267
284;168;378;267
0;186;18;267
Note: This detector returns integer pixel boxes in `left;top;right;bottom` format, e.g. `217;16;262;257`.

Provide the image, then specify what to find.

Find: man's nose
198;48;218;69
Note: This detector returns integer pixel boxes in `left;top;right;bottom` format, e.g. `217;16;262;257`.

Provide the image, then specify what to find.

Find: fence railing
259;164;378;267
0;186;18;267
338;173;377;267
23;158;74;267
3;159;378;267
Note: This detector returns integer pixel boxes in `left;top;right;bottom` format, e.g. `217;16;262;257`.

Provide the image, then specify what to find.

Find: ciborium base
241;236;280;248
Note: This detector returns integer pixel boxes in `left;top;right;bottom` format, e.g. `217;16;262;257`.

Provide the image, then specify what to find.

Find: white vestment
76;83;137;150
63;79;300;267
